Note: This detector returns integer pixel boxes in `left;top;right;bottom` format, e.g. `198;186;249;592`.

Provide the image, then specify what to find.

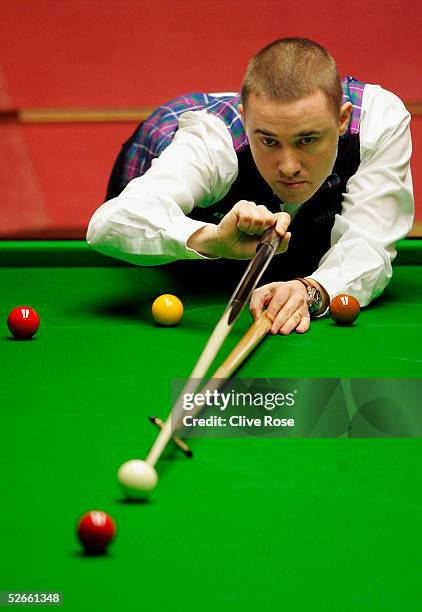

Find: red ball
77;511;116;554
330;294;360;326
7;306;40;339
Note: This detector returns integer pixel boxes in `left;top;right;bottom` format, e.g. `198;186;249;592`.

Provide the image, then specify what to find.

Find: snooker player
87;37;414;335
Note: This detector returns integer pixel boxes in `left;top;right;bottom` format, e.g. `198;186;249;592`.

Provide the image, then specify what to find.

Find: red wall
1;0;421;235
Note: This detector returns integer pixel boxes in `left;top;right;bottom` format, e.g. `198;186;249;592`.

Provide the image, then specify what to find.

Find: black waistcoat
188;134;361;281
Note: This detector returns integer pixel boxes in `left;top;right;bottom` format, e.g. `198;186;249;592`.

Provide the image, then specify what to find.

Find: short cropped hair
241;38;343;118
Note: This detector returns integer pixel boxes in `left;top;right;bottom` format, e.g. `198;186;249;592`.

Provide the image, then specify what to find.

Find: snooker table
1;239;422;612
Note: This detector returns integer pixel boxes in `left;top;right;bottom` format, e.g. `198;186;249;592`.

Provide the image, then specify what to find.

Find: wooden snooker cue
210;311;272;378
147;311;272;466
173;311;273;429
146;309;234;466
146;228;280;467
150;313;272;456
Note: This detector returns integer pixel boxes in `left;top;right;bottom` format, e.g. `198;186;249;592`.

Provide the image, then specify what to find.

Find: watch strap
295;277;322;315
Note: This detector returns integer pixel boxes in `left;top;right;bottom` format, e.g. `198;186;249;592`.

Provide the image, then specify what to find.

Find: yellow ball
152;294;183;326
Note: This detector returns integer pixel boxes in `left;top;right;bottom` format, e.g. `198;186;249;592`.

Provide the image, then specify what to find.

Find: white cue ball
117;460;158;498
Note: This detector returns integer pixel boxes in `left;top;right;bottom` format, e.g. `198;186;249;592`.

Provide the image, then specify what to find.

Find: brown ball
329;294;360;326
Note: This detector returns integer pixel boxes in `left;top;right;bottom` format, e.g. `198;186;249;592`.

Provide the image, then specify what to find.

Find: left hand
250;280;311;335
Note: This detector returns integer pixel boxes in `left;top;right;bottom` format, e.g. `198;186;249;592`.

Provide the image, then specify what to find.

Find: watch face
308;287;322;314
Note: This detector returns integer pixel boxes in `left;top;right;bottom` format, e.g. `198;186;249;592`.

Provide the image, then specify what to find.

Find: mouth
277;180;307;189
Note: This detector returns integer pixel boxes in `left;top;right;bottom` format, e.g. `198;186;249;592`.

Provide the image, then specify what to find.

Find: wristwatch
295;277;322;315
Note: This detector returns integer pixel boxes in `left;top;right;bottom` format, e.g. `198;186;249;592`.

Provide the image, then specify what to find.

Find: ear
238;103;244;122
338;102;352;136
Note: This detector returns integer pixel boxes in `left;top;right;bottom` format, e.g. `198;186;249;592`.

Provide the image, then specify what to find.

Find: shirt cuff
164;216;220;260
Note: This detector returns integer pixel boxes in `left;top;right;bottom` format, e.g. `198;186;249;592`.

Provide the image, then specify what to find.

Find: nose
277;147;302;179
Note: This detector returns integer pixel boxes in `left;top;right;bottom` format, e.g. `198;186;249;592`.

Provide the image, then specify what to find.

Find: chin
276;191;309;205
275;184;318;205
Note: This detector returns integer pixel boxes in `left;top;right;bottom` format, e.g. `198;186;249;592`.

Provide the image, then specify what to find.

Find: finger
252;292;275;318
275;231;291;254
233;201;254;234
263;293;274;307
247;210;290;240
249;206;279;235
234;200;256;214
274;212;291;236
249;290;270;319
278;311;305;336
268;291;307;333
295;313;311;334
265;289;290;324
269;308;298;334
238;206;274;236
249;283;279;318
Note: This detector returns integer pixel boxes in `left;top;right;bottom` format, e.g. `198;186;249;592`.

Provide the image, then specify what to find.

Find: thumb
275;232;291;254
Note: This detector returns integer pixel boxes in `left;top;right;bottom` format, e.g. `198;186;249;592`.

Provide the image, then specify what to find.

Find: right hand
187;200;291;259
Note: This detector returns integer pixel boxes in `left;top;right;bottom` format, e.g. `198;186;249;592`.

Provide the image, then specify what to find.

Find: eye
300;136;316;145
261;137;278;147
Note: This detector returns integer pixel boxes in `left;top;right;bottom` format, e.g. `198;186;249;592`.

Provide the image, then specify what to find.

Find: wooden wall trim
1;101;422;123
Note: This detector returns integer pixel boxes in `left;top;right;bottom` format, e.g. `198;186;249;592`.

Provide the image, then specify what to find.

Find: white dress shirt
86;84;414;306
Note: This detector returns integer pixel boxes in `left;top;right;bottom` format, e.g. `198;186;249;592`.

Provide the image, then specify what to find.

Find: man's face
239;91;352;204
